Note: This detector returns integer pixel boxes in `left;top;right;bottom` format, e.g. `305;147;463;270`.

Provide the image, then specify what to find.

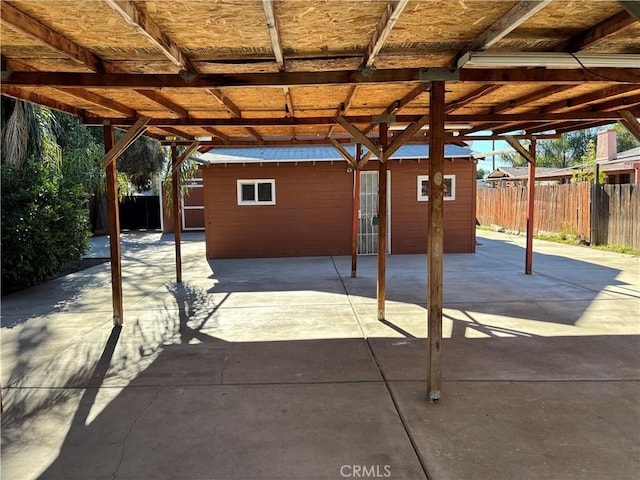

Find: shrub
1;158;90;294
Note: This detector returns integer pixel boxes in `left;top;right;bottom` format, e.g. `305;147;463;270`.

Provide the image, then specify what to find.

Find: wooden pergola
2;0;639;402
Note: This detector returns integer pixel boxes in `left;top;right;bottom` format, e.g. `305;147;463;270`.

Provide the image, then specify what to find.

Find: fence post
590;163;600;246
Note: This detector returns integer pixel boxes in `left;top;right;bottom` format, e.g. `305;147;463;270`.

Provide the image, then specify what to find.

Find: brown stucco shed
199;144;476;258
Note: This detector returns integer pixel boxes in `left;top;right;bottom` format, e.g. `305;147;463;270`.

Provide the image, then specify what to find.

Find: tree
613;123;640;152
117;135;166;192
536;129;597;168
1;98;90;293
499;151;527;167
476;167;487;179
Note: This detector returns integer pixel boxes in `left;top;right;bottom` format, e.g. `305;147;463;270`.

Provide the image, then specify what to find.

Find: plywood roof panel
0;0;637;144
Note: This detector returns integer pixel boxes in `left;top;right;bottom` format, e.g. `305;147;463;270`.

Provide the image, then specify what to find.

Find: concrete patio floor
1;230;639;480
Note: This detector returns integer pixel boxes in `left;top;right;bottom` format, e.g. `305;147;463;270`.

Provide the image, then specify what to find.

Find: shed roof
198;144;473;164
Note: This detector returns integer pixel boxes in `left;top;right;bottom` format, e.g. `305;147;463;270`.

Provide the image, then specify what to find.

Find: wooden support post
377;124;388;321
104;125;124;326
427;81;445;402
525;139;536;275
590;162;600;246
172;144;182;283
351;144;362;278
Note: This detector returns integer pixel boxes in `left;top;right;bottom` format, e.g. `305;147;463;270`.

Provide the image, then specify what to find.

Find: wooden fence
477;183;639;250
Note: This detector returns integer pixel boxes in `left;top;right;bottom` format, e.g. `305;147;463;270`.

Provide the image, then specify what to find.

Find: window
417;175;456;201
237;179;276;205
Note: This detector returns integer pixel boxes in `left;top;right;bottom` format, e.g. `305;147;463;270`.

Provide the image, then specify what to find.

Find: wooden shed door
358;171;391;255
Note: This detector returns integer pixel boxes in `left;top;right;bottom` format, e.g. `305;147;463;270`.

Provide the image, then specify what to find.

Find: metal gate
358;170;391;254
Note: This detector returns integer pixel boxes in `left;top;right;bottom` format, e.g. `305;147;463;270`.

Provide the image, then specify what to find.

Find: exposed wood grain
427;80;445;403
0;2;102;72
377;123;389;321
104;125;124;325
363;0;411;68
103;116;150;168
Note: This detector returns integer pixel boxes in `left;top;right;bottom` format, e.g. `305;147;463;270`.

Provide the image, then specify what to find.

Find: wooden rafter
619;111;640;142
204;88;263;142
201;127;230;143
261;0;285;70
489;88;640;134
491;86;575;114
59;88;137;117
618;1;640;21
283;87;295;117
445;85;503;113
103;116;150;168
552;10;637;52
0;2;102;72
362;0;410;68
105;0;198;75
468;1;553;51
326;86;358;138
206;88;242;118
161;127;194;139
1;85;86;117
136;89;189;118
362;83;430;135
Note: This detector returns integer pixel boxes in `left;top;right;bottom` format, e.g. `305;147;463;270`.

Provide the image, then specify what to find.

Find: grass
477;225;640;256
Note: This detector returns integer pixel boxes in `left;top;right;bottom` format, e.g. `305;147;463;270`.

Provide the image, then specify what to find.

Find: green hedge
1;158;90;294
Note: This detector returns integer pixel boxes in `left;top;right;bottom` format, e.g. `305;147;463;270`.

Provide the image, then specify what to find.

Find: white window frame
417;175;456;201
237;179;276;205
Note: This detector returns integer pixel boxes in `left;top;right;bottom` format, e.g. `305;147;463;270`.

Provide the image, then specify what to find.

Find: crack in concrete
112;387;163;479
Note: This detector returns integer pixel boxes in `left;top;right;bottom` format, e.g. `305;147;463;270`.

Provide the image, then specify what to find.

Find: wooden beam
334;116;382;158
88;110;635;130
4;67;639;88
468;1;553;51
261;0;285;70
326;86;358;138
491;86;575;114
58;88;137;117
172;141;200;174
330;139;357;169
1;85;86;117
525;140;536;275
201;127;230;143
618;1;640;21
136;89;189;118
427;81;445;403
161;127;193;139
284;87;295;116
504;135;535;163
206;88;242;118
445;84;503;113
105;0;198;74
362;83;430;135
171;145;183;283
359;151;374;168
104;125;124;326
386;115;429;158
205;88;263;141
363;0;410;68
0;3;102;72
351;144;362;278
620;110;640;142
103;116;150;168
377;123;389;320
553;10;637;52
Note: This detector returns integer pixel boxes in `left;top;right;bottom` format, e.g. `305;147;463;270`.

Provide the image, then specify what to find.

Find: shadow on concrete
0;278;635;479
